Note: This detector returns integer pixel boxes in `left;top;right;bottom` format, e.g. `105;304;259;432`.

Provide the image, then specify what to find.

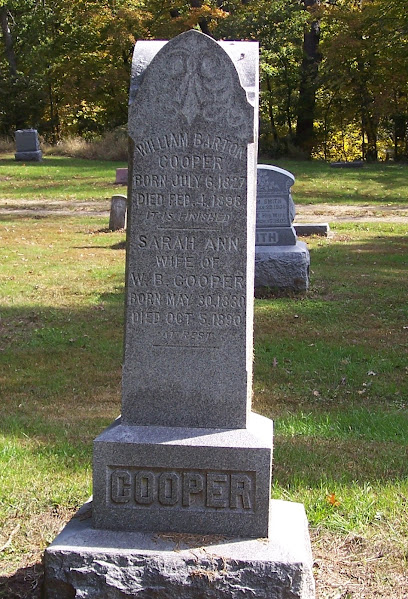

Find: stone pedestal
44;499;315;599
93;414;272;538
255;242;310;292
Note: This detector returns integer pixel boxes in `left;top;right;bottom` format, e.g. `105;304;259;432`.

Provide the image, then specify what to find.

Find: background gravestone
15;129;42;161
256;165;296;246
115;167;128;184
255;164;310;293
109;194;127;230
44;31;314;599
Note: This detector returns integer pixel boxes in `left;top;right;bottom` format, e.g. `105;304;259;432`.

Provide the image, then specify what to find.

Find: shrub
44;128;128;161
0;135;15;153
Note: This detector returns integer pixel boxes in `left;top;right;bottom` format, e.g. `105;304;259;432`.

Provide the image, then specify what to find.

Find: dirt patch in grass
0;507;75;598
313;529;408;598
1;200;408;222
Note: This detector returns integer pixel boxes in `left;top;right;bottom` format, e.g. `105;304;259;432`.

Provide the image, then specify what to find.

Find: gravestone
256;165;296;246
115;167;128;184
44;31;314;599
255;165;310;293
14;129;42;161
109;194;127;230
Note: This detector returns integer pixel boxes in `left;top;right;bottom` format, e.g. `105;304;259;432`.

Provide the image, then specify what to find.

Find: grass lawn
0;156;407;598
0;155;126;207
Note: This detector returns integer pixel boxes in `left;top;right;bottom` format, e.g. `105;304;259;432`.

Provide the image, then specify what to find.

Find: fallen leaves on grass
326;492;341;507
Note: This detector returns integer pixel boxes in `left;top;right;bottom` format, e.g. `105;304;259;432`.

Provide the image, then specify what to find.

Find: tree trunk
0;5;18;76
295;0;321;157
190;0;211;36
265;75;279;142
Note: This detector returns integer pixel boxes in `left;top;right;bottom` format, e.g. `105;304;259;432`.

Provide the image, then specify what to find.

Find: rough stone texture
44;499;315;599
15;129;42;161
255;242;310;292
294;223;330;237
93;413;272;537
109;194;127;230
256;165;296;247
123;30;259;431
115;167;128;184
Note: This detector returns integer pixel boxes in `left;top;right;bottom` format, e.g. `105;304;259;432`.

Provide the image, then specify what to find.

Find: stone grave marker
115;167;128;184
15;129;42;161
109;194;127;230
256;165;296;246
255;165;310;292
44;30;314;599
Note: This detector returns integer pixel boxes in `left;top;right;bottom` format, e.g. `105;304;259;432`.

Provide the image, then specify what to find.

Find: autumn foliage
0;0;407;160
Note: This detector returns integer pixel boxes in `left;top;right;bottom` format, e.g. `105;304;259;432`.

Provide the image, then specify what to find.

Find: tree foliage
0;0;407;159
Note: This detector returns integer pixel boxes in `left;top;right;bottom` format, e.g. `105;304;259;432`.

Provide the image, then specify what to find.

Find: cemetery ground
0;156;407;598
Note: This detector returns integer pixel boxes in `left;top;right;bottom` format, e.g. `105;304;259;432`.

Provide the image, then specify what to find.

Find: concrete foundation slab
44;499;315;599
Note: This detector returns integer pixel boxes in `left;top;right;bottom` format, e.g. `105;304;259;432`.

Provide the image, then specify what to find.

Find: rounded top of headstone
257;164;295;184
129;30;254;141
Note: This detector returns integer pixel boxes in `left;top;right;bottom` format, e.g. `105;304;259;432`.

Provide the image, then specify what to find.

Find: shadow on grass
1;293;407;489
0;563;43;599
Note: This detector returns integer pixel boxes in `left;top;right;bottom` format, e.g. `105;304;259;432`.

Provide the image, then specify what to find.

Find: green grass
252;221;408;546
0;155;126;203
259;158;408;205
0;158;407;591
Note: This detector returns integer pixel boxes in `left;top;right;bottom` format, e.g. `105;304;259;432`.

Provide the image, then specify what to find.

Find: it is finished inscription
109;467;255;511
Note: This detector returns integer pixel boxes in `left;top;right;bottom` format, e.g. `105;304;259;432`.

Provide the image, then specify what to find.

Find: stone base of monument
255;241;310;293
43;498;315;599
92;413;272;539
15;150;42;161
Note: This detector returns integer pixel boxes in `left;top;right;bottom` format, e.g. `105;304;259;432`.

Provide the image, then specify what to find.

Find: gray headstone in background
256;165;296;246
115;167;128;184
109;194;127;230
15;129;42;162
294;222;330;237
255;165;310;293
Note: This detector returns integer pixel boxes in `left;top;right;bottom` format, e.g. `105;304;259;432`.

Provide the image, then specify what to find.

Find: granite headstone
256;165;296;246
255;165;310;292
109;194;127;230
92;29;270;538
115;167;128;184
15;129;42;161
44;31;314;599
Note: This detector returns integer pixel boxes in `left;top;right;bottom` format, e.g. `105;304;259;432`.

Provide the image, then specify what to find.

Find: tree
295;0;321;157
